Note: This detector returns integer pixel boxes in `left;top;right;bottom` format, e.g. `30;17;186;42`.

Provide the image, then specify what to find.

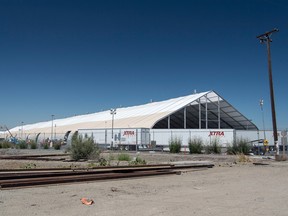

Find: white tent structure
7;90;257;140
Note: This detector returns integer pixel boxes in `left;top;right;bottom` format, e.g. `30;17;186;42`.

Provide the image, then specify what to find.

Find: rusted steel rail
0;165;173;180
0;163;213;189
0;154;70;161
0;164;171;172
0;153;69;159
0;157;67;161
0;164;213;180
0;170;177;189
0;163;213;173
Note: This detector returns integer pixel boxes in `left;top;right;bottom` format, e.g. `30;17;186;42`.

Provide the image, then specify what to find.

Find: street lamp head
110;108;117;115
259;99;264;106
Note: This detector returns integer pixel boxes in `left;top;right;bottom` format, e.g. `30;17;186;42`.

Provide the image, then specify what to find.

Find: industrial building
3;90;285;149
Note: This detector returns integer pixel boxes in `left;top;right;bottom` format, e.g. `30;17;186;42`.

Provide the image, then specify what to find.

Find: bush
18;140;28;149
188;137;204;154
30;141;37;149
117;153;131;161
54;143;61;150
98;158;108;166
0;141;11;149
227;138;251;155
169;137;182;153
205;138;221;154
43;143;49;149
129;156;146;165
70;133;100;161
53;140;62;150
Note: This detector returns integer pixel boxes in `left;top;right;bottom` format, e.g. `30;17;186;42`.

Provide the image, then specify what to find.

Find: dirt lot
1;149;288;216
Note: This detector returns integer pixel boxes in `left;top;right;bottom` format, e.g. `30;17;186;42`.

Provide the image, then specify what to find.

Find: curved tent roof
8;90;257;135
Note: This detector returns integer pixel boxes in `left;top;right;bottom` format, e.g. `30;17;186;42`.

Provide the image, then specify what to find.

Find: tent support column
199;99;201;129
168;116;170;129
184;107;187;129
218;96;221;129
205;95;208;129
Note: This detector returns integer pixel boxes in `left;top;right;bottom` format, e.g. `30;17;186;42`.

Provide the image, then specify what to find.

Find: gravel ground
1;149;287;216
0;148;240;169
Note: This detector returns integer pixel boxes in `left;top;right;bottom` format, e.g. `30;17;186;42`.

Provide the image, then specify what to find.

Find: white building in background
4;90;286;149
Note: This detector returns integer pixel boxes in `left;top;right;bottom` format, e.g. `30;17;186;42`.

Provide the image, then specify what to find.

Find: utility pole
256;28;279;159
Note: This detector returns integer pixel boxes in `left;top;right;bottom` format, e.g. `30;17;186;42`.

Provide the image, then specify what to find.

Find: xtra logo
123;131;135;136
209;131;225;136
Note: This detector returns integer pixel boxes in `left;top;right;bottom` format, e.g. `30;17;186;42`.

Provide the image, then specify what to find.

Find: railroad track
0;163;213;189
0;153;70;161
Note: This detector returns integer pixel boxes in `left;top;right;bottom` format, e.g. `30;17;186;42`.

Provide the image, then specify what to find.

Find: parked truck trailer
78;128;150;150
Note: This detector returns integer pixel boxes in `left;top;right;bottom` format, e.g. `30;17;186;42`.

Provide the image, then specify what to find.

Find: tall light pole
257;28;279;158
110;108;117;149
54;124;56;140
21;121;24;140
51;115;54;141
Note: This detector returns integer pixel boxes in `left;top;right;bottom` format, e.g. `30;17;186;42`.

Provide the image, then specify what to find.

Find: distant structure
8;90;257;135
5;90;272;149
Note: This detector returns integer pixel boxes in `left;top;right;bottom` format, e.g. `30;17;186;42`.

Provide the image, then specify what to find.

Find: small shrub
70;133;100;161
117;153;131;161
188;137;204;154
129;156;146;165
98;158;108;166
53;141;62;150
41;138;50;149
54;143;61;150
169;137;182;153
2;141;12;149
205;138;221;154
227;138;251;155
30;141;37;149
18;140;28;149
43;143;49;149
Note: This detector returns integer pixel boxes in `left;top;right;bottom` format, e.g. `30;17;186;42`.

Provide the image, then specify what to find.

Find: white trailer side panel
78;128;150;146
150;129;234;147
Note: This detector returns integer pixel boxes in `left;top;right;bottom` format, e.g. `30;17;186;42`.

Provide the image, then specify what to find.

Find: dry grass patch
237;153;253;163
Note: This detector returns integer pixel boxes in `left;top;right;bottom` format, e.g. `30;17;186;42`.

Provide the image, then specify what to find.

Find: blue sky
0;0;287;130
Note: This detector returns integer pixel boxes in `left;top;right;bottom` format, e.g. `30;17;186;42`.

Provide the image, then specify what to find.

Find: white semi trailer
78;128;150;150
